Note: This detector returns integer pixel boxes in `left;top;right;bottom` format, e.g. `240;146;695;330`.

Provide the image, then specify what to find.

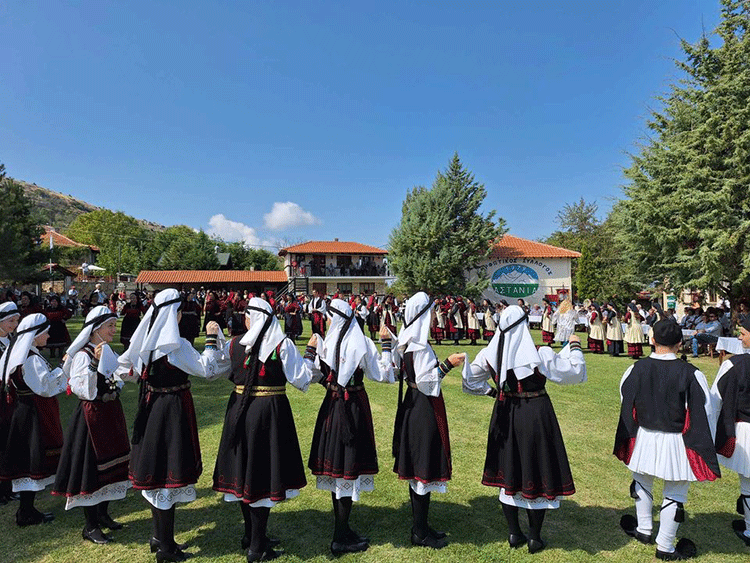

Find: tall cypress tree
389;154;505;296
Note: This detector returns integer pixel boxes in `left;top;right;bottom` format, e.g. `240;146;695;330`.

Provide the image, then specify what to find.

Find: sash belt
234;385;286;397
146;382;191;394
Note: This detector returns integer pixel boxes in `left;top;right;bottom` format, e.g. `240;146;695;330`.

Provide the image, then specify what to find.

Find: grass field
2;318;748;562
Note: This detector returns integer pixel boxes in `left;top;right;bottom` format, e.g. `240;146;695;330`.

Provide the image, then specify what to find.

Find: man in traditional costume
710;316;750;547
614;319;719;560
463;305;587;554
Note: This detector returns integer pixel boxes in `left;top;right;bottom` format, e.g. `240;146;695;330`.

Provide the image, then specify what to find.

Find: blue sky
1;1;723;250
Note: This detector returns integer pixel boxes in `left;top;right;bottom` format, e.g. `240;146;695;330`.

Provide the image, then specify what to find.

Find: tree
0;163;45;282
215;241;282;271
66;210;149;274
389;153;505;296
143;226;219;270
618;0;750;304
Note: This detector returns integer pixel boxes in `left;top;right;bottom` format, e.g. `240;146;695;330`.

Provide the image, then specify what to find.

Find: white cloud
263;201;322;231
207;214;279;249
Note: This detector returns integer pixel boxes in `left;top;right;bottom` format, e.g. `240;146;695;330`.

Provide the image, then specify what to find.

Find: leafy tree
618;0;750;304
389;153;505;296
215;241;281;271
144;226;219;270
575;243;601;300
0;163;45;282
66;210;149;274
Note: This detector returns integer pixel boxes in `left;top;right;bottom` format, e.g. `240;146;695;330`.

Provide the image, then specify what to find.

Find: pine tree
619;0;750;303
389;154;505;296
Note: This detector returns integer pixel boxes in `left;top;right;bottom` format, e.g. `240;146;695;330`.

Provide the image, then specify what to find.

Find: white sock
656;498;680;553
632;474;654;536
740;476;750;537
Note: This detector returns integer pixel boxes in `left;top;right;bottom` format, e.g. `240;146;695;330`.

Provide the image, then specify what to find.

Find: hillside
14;179;164;232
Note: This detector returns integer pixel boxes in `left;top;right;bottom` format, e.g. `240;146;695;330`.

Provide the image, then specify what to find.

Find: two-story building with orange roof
466;235;581;306
278;239;391;297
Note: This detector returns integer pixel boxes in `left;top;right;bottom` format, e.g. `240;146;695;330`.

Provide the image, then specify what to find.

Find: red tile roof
136;270;288;284
41;226;99;251
490;235;581;259
279;240;387;256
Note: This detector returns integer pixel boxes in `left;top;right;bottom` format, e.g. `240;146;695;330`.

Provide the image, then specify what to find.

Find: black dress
213;337;307;504
129;357;202;490
53;346;130;500
392;351;451;484
309;363;378;480
482;368;575;501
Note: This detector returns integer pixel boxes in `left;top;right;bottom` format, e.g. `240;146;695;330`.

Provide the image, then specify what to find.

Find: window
360;283;375;294
337;283;352;295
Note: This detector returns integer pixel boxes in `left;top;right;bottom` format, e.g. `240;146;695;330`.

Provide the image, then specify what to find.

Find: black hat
653;319;682;346
740;316;750;333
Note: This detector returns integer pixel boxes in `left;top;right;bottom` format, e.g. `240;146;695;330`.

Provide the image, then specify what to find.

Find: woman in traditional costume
0;302;20;504
482;299;497;341
605;303;625;357
120;293;147;351
466;299;481;345
624;303;646;359
541;298;555;345
307;299;394;555
552;299;576;347
44;295;72;358
463;305;586;554
0;313;67;526
119;288;225;562
53;306;131;544
212;297;315;561
587;302;605;353
393;292;464;549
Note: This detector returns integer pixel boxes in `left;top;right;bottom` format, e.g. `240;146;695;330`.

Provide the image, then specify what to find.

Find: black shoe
620;514;653;544
82;526;112;544
508;532;527;548
16;509;54;527
98;512;123;530
247;545;283;562
411;529;447;549
241;536;281;551
150;538;189;553
655;538;697;561
155;546;193;562
331;539;369;556
528;538;546;554
732;520;750;547
428;526;447;540
346;528;369;544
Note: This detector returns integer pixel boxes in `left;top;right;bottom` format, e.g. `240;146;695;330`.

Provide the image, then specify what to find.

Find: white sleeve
166;339;228;380
22;355;68;397
463;350;493;396
412;347;441;397
280;338;314;392
619;364;635;401
537;344;587;385
709;359;733;428
361;338;395;384
68;351;98;401
693;368;716;439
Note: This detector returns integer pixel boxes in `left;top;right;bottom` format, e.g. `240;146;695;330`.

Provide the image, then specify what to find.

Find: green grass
3;319;748;562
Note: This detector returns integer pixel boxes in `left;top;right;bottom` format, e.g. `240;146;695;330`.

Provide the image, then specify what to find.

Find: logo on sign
491;265;539;298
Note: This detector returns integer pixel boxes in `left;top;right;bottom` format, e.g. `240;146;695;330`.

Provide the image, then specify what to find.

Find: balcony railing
288;264;390;277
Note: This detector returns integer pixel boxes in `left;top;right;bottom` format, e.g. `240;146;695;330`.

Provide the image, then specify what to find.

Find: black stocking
248;507;270;553
331;492;353;542
240;502;253;541
502;504;522;536
527;509;546;541
409;487;430;539
153;506;177;551
84;506;99;531
18;491;36;516
97;500;110;520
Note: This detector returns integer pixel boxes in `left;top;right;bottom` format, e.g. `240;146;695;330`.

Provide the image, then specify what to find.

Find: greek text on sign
491;265;540;298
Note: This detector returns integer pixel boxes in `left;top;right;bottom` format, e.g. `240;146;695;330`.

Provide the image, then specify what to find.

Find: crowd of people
0;285;750;561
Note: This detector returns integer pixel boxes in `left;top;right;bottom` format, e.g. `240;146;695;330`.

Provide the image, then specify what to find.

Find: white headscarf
0;302;20;321
476;305;540;387
63;305;116;376
396;292;439;377
239;297;286;362
320;299;368;387
0;313;50;384
119;288;182;373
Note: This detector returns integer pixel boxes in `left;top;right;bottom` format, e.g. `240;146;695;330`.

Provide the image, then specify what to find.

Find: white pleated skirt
627;428;697;482
718;421;750;478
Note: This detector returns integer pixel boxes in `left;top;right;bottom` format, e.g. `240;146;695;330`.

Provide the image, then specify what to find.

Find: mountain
14;178;164;232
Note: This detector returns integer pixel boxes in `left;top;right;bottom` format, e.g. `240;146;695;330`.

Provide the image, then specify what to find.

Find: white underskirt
719;421;750;478
316;475;374;502
141;485;197;509
223;489;300;508
13;476;55;492
409;480;447;495
627;428;696;482
65;480;131;510
499;488;560;510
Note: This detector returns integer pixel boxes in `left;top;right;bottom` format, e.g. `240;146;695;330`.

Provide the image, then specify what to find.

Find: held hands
379;326;391;340
307;334;318;347
568;335;580;344
448;353;465;366
205;321;220;336
93;342;105;360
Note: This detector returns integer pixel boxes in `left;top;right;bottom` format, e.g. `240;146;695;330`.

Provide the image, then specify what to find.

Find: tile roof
279;240;387;256
136;270;288;284
490;235;581;259
41;226;100;251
